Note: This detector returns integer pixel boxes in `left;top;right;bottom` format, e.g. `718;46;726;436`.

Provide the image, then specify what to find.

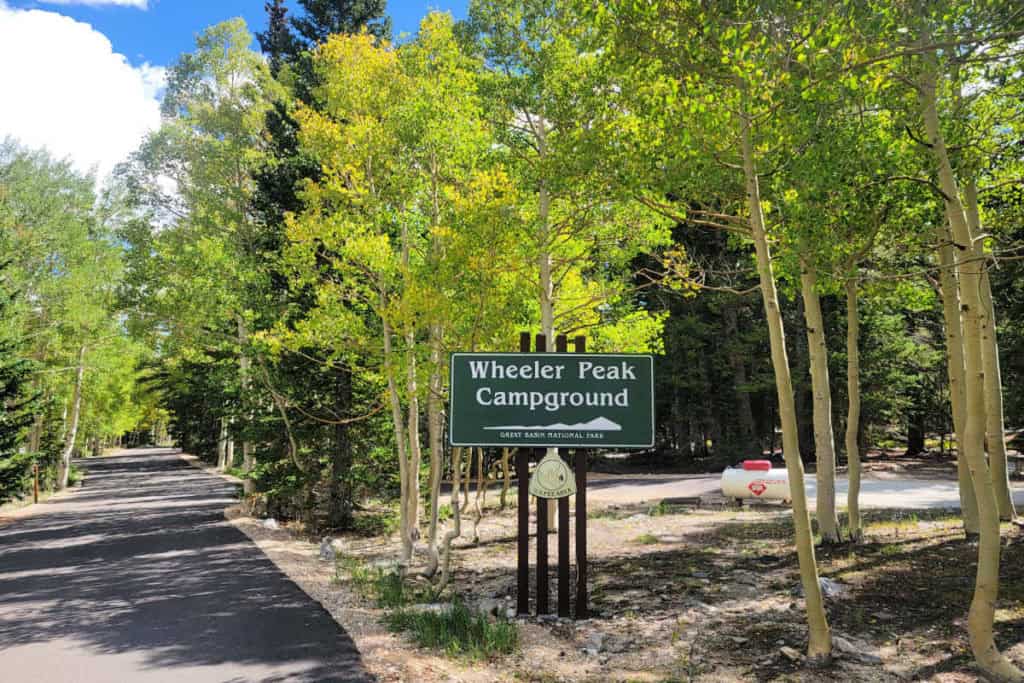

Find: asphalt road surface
0;449;368;683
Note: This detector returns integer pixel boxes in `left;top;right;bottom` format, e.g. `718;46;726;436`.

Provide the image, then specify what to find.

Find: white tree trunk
437;446;464;591
382;312;413;564
404;329;423;555
500;447;511;510
472;447;486;543
845;280;863;542
920;61;1022;681
237;317;255;496
742;115;830;663
217;417;228;471
964;179;1016;521
800;258;840;543
58;345;87;490
423;326;445;578
935;220;981;536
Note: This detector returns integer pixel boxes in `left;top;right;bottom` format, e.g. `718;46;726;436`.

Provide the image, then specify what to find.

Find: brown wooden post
516;332;531;616
534;333;549;614
32;461;39;504
574;335;589;618
555;334;571;617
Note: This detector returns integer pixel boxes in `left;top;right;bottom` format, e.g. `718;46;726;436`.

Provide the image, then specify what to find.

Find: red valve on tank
741;460;772;471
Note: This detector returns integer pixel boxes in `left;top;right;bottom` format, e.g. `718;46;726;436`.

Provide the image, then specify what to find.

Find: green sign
448;353;654;448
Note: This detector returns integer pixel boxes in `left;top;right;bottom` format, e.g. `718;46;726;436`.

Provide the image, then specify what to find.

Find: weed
437;503;453;523
385;599;518;659
375;570;407;608
590;507;625;520
879;543;902;557
648;500;670;516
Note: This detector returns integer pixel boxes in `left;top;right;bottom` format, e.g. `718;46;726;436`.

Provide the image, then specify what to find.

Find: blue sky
4;0;469;67
0;0;468;180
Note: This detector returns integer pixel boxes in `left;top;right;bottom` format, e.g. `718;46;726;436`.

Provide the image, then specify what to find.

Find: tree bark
964;179;1016;521
217;417;228;471
237;317;255;496
741;114;830;663
472;447;485;543
920;60;1022;681
500;447;511;510
422;326;446;577
800;257;840;543
404;329;422;553
906;414;926;456
845;280;863;542
381;312;413;564
328;368;354;529
58;345;86;490
935;219;980;536
437;446;464;591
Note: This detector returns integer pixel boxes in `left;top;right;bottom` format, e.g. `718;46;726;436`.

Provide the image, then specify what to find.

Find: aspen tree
57;345;86;490
799;256;841;544
742;116;832;663
919;49;1022;682
935;220;981;536
964;179;1016;521
844;280;863;541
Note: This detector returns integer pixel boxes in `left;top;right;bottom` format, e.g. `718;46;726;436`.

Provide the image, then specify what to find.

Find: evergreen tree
0;260;40;504
246;0;396;529
257;0;299;76
290;0;391;46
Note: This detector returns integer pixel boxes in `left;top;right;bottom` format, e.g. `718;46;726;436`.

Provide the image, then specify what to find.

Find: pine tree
290;0;391;46
257;0;298;76
248;0;395;529
0;261;40;504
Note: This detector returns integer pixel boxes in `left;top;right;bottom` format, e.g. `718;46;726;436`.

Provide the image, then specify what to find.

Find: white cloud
0;2;164;182
39;0;148;8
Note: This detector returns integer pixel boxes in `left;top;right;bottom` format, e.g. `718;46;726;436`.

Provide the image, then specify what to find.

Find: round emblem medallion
529;452;576;499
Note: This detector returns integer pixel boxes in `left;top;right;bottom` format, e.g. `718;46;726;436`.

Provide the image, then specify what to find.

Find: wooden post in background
575;335;589;618
556;334;571;617
516;332;531;616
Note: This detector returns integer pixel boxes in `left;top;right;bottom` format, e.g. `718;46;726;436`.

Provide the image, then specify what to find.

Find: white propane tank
720;460;791;502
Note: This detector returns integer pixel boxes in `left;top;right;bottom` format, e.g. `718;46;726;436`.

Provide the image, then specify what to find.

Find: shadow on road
0;449;370;682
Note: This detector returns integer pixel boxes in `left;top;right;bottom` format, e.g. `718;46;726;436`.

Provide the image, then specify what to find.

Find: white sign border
448;352;656;448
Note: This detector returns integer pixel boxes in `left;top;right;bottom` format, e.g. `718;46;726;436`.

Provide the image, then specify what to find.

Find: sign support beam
534;335;549;615
555;334;571;618
574;335;588;618
516;333;531;616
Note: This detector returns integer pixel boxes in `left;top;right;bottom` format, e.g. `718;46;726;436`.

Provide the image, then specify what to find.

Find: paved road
586;471;1024;509
0;449;368;683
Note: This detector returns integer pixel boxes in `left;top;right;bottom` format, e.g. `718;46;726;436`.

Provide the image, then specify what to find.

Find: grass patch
333;556;435;607
385;599;518;660
337;556;517;660
633;533;660;545
879;543;902;556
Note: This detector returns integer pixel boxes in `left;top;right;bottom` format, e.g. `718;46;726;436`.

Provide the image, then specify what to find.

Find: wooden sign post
449;333;654;619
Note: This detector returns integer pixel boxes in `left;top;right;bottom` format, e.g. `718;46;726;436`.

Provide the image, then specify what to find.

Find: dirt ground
227;475;1024;683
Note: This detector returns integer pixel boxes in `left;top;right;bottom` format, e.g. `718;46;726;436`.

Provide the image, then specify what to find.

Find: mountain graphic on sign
483;417;622;431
